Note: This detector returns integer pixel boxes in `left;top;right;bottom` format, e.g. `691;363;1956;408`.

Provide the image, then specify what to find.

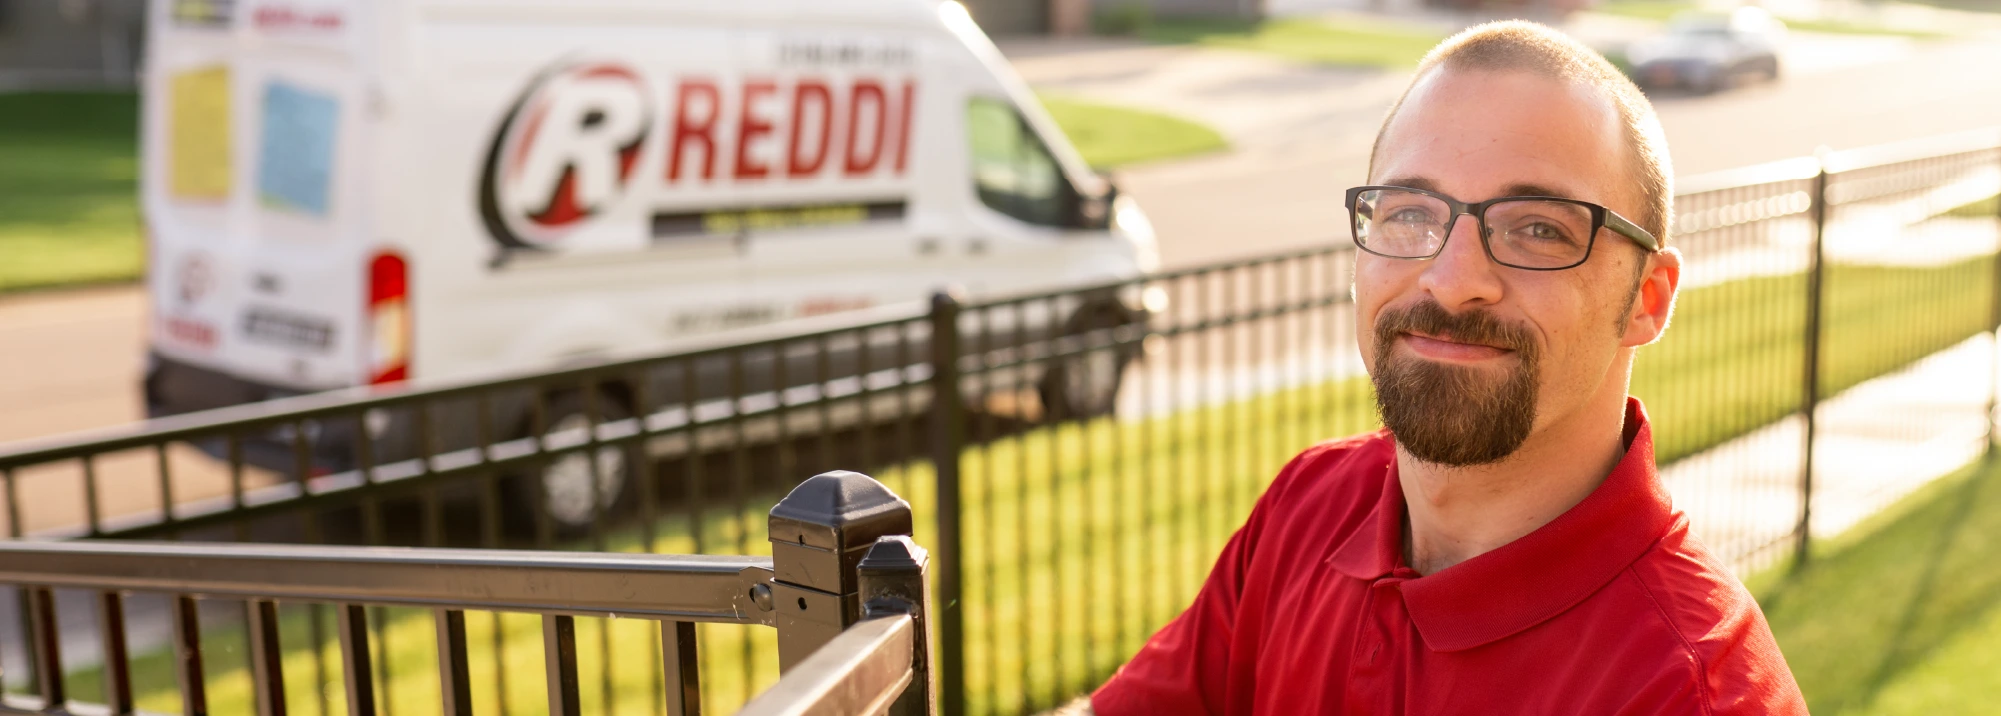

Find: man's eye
1520;222;1573;242
1386;207;1435;223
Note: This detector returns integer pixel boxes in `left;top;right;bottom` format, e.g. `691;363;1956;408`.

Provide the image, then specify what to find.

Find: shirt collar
1326;397;1676;652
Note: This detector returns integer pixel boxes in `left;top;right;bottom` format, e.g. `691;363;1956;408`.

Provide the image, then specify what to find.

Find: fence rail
2;129;1999;715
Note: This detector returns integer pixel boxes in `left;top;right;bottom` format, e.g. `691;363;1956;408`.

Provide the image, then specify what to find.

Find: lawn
1038;96;1228;170
1749;455;2001;714
0;92;143;293
1592;0;1950;38
1592;0;1704;22
1946;193;1997;219
1137;16;1446;69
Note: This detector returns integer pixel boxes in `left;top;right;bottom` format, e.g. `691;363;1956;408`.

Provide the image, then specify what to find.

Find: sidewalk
1666;333;1997;576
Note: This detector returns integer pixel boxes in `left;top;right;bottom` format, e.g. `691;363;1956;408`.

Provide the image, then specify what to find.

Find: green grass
1138;16;1446;69
1779;17;1949;38
0;92;143;293
1748;456;2001;714
1037;96;1229;170
1593;0;1702;22
26;252;2000;714
1636;256;1996;465
1946;194;1998;219
1593;1;1950;37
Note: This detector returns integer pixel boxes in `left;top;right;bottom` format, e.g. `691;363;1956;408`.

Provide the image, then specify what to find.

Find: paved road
0;30;1997;454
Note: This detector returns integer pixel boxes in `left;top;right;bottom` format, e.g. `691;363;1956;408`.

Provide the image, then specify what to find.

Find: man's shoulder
1615;524;1807;714
1242;431;1397;555
1264;430;1396;511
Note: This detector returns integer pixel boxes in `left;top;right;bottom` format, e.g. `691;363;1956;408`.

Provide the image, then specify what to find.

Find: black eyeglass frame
1343;185;1661;271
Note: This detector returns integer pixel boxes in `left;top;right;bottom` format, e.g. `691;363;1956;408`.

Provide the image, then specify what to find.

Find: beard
1371;299;1543;467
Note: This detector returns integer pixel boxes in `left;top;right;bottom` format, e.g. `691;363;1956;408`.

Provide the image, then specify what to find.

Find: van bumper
143;352;397;477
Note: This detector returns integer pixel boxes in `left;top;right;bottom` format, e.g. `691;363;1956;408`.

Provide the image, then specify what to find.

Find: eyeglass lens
1354;188;1597;268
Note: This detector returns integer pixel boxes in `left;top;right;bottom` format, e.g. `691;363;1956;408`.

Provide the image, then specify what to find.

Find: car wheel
1038;306;1134;421
506;392;636;537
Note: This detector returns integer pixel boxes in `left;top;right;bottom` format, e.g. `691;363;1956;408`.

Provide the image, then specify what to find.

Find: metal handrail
0;540;775;623
739;614;917;716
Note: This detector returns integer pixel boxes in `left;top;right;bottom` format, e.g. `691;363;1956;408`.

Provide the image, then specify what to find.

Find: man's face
1358;67;1658;466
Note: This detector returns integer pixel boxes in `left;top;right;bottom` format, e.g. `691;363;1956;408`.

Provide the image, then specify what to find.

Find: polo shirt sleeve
1091;448;1323;716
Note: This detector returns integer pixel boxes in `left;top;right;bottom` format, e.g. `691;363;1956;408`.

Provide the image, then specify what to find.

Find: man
1079;20;1807;715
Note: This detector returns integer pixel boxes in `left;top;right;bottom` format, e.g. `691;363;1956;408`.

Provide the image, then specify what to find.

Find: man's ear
1622;246;1681;348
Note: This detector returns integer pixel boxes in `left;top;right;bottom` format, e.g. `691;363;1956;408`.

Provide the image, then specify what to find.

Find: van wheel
505;393;635;537
1039;307;1133;421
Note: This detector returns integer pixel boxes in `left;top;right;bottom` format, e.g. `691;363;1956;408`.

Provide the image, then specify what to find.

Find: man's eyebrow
1501;183;1580;201
1378;178;1586;203
1382;176;1439;192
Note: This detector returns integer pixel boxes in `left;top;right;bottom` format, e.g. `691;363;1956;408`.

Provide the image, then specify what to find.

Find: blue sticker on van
257;80;338;217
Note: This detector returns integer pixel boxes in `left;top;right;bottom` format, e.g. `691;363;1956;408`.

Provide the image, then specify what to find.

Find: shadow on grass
1751;455;2001;714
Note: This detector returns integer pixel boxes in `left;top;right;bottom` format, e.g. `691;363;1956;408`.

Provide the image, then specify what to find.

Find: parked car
1625;7;1786;94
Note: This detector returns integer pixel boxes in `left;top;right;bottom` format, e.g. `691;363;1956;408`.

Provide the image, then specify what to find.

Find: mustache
1374;299;1537;355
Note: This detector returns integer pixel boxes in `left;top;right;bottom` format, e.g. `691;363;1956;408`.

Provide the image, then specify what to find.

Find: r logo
479;61;651;252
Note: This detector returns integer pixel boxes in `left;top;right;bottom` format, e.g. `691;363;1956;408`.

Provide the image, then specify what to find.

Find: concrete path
1666;333;1997;576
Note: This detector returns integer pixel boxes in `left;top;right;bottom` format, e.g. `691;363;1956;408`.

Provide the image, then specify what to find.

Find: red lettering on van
843;80;887;177
165;317;218;350
669;80;721;182
788;80;834;178
893;80;917;174
734;81;777;180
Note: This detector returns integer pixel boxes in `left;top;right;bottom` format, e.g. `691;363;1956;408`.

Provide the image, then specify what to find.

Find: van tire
504;391;637;537
1038;305;1134;421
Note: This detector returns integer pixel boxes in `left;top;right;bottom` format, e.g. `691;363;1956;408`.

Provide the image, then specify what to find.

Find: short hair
1369;21;1673;246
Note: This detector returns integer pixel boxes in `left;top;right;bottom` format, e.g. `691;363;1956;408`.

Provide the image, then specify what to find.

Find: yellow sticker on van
169;66;233;201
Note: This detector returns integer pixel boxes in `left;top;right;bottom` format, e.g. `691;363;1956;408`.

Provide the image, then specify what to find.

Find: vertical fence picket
172;595;209;716
96;591;134;714
337;605;377;716
435;609;472;716
248;599;287;716
25;586;62;709
543;615;581;716
662;621;701;716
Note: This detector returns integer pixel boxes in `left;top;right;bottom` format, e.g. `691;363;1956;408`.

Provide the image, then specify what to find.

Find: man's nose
1417;214;1505;309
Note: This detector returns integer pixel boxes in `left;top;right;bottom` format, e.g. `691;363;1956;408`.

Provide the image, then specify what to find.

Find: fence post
860;535;934;715
1795;157;1831;567
768;470;914;671
1988;147;2001;457
927;291;967;716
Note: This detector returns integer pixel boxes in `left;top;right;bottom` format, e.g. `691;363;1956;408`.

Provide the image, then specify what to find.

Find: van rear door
144;0;376;394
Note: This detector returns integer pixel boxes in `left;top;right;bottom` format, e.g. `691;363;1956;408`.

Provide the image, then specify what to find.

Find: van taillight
367;251;410;385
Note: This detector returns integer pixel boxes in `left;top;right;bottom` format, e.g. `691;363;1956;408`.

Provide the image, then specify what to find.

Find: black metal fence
0;470;933;716
1;129;1998;715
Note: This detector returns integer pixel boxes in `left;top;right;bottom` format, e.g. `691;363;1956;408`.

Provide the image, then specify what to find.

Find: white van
141;0;1159;522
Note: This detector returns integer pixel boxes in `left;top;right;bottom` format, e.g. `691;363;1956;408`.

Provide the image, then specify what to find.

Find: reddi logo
479;61;652;251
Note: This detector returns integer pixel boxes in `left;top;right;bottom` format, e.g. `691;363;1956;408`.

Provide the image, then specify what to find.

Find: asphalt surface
1;30;1997;454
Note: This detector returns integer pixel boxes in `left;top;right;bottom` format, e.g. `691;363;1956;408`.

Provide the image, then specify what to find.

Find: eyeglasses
1344;185;1659;271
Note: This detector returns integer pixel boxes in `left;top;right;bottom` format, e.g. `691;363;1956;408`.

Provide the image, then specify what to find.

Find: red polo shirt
1094;398;1806;715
